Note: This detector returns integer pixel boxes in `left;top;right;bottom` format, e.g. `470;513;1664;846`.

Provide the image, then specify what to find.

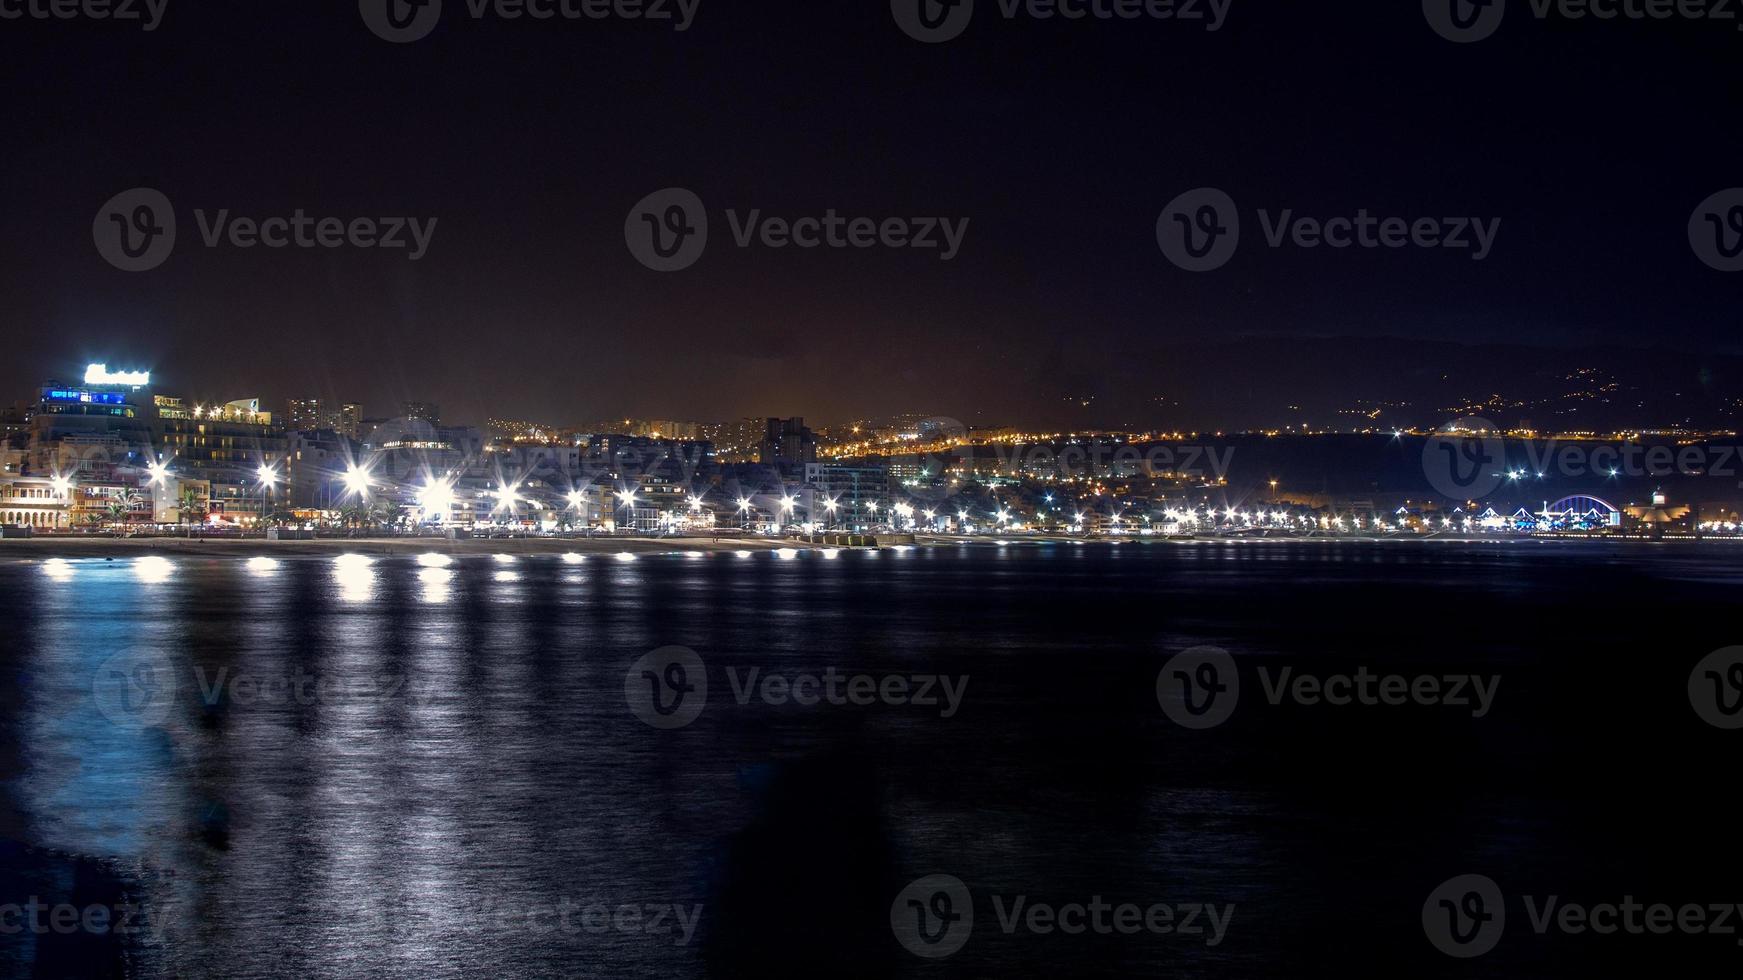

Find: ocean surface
2;540;1740;978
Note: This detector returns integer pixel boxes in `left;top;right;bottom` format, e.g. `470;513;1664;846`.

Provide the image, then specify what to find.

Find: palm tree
371;500;407;536
338;503;370;535
177;487;206;535
106;489;141;528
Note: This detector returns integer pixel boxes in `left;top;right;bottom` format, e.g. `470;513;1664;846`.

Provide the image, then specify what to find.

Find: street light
736;497;752;531
342;463;372;500
257;463;279;534
146;459;170;485
417;477;455;523
619;490;638;532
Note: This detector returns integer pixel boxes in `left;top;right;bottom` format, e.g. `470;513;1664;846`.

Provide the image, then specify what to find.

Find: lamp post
50;475;74;530
256;463;279;536
737;497;752;532
146;458;170;527
619;489;638;534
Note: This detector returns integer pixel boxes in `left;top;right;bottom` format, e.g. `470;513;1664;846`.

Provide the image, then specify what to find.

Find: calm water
2;541;1740;978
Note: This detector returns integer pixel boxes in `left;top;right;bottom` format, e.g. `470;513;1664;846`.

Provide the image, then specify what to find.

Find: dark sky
2;1;1739;428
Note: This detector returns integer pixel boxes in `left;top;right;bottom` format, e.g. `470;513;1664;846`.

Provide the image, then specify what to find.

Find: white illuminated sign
83;363;151;387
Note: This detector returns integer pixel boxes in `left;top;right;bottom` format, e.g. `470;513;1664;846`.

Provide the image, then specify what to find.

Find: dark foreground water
2;541;1740;978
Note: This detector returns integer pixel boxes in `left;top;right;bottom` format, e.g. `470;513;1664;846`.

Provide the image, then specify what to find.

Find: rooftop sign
83;363;150;387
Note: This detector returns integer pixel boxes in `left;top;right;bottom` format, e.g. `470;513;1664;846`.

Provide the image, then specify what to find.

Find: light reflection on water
3;543;1740;977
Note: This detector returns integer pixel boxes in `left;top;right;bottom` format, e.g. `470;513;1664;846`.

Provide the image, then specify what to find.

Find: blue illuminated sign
43;388;127;406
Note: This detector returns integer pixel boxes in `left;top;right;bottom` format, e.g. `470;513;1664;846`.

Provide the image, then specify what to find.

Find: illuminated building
287;398;326;431
0;477;71;529
335;402;363;439
759;417;816;473
25;366;287;525
802;462;889;528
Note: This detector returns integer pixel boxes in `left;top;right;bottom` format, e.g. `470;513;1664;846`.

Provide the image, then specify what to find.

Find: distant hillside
1047;339;1743;432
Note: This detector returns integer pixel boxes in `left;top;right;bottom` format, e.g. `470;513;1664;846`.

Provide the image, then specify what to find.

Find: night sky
2;2;1738;427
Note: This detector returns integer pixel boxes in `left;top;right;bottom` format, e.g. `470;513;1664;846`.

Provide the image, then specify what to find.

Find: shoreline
1;532;1733;564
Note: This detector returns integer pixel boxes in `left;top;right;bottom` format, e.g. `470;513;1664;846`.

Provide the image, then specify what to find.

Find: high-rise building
336;403;363;439
286;398;325;431
759;417;817;472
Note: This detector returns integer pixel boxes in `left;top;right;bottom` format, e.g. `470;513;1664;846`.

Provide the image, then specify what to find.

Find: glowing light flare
342;464;372;498
417;478;457;519
134;556;174;583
